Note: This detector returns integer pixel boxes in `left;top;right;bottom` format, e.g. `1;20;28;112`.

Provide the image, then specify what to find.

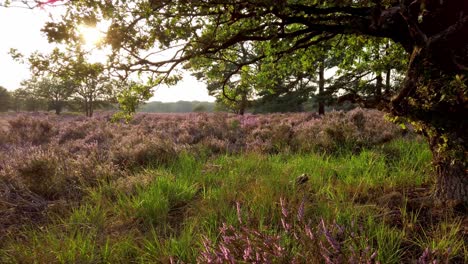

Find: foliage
12;47;118;116
0;86;11;112
69;58;115;117
138;101;214;113
334;37;408;99
190;43;258;114
9;86;48;112
20;77;74;115
113;81;154;120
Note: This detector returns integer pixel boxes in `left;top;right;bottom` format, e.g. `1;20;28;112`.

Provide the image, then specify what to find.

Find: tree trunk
54;95;61;115
384;41;391;95
238;90;247;115
392;46;468;204
318;59;325;115
429;133;468;204
238;108;244;115
84;100;90;117
375;73;383;97
385;68;391;95
53;99;61;115
89;99;94;117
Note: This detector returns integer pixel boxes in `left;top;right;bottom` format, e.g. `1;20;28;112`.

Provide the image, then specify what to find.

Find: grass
0;138;465;263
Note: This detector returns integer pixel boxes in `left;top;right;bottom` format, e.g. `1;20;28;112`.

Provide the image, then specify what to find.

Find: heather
0;109;466;263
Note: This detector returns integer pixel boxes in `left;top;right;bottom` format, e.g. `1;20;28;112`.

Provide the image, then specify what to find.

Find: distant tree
70;59;114;117
0;86;11;112
114;80;154;119
193;103;207;112
138;101;215;113
191;40;322;114
13;85;47;112
264;51;340;114
250;41;318;114
253;90;308;113
21;77;74;115
10;89;25;112
17;48;116;117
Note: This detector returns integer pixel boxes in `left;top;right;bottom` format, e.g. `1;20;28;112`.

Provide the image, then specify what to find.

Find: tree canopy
11;46;120;116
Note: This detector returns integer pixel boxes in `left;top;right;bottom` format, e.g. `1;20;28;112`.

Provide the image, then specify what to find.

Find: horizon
145;99;215;103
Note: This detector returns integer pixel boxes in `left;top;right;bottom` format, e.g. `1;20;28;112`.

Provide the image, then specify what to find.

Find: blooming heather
0;109;409;230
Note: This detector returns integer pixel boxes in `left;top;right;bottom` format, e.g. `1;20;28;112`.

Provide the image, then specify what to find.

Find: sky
0;6;215;102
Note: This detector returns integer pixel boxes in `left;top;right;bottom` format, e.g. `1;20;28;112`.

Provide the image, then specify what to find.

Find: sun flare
78;25;103;46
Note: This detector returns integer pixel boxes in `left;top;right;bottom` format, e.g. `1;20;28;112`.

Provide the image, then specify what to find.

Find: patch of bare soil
0;181;76;244
0;182;47;243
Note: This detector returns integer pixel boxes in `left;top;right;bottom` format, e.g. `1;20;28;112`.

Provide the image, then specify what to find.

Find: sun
78;25;103;46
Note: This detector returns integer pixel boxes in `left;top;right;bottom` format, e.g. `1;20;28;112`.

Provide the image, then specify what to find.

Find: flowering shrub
5;146;66;199
199;199;379;264
7;115;57;146
199;199;454;263
293;108;402;153
111;135;177;170
0;109;409;231
58;120;96;144
0;109;407;187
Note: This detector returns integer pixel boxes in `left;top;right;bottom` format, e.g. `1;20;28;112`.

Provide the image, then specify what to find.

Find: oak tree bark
318;58;325;115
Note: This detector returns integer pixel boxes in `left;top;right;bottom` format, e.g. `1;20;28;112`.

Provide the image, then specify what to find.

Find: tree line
2;38;407;116
0;83;116;115
138;101;215;113
2;37;407;116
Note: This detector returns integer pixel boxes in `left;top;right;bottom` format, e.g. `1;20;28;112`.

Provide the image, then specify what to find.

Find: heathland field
0;109;466;263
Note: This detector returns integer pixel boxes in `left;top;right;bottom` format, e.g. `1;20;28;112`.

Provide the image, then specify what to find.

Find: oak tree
20;77;74;115
17;47;115;117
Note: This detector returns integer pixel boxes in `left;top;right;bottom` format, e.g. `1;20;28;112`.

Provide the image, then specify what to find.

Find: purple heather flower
320;219;341;252
297;199;305;221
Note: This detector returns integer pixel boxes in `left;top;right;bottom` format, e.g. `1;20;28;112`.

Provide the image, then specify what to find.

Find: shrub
111;135;178;170
199;198;380;263
293;108;402;153
0;119;9;146
196;137;228;155
4;147;68;199
7;115;57;145
66;150;119;185
58;121;92;144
